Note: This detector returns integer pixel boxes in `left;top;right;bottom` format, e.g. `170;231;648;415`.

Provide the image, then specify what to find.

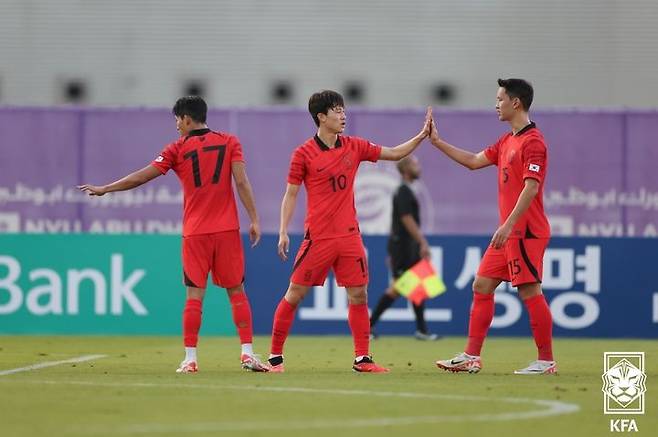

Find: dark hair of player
497;78;534;111
308;90;345;127
172;96;208;123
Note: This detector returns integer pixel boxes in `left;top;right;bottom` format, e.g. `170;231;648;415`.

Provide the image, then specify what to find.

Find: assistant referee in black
369;156;439;340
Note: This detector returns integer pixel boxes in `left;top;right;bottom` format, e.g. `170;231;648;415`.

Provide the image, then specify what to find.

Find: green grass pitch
0;336;656;436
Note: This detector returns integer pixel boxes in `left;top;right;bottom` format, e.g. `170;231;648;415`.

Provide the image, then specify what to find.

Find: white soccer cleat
241;354;269;372
436;352;482;373
176;360;198;373
514;360;558;375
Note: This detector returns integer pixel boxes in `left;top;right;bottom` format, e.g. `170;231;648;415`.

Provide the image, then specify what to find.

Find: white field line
0;355;107;376
0;378;580;432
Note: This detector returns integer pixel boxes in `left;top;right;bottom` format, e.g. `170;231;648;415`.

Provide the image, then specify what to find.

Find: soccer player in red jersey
431;79;557;375
78;96;269;373
268;90;432;373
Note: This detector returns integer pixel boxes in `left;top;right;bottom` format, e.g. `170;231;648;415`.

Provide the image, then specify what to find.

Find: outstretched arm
232;161;261;247
77;165;162;196
277;183;301;261
429;118;493;170
379;107;432;161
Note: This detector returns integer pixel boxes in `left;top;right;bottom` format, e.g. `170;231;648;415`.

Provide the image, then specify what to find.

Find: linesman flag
393;259;447;305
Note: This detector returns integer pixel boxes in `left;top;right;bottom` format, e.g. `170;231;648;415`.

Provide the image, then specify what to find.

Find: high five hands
420;107;433;139
421;107;443;146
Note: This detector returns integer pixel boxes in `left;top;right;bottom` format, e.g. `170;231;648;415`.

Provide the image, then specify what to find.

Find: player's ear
317;112;327;124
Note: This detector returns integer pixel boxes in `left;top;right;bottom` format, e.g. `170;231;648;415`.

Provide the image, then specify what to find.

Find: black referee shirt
389;183;420;246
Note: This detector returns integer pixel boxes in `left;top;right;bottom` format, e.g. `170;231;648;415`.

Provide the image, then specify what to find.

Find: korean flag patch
528;163;540;172
155;156;164;162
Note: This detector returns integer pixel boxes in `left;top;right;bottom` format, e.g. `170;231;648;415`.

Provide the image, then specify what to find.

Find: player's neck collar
512;121;536;136
188;128;211;137
314;134;342;151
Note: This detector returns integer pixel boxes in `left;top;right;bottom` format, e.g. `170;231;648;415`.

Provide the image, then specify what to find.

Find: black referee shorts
387;240;421;279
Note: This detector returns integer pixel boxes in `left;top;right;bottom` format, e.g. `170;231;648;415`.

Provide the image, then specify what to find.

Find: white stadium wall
0;0;657;108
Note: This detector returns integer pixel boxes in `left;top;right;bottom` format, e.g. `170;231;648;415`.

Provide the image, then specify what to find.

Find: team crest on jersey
507;150;516;163
342;155;353;169
528;164;540;172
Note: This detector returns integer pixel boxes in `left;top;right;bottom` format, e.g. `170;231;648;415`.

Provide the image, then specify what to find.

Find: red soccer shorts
182;230;244;289
290;233;369;287
477;238;549;287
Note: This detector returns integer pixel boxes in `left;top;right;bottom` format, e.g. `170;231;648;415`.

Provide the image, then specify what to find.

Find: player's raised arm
379;107;432;161
232;161;261;247
277;183;300;260
429;117;493;170
77;164;162;196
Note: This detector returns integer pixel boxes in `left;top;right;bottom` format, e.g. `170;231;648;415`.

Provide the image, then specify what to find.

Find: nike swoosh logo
317;167;326;172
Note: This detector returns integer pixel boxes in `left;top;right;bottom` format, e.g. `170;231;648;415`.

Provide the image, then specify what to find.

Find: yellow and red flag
393;259;447;305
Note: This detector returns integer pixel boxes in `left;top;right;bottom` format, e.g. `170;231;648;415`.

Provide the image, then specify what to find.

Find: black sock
370;294;396;327
268;356;283;366
412;302;428;333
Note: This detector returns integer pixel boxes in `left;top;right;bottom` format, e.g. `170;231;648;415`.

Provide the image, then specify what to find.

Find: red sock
229;291;253;344
465;292;494;356
348;303;370;357
270;298;297;355
524;294;554;361
183;298;203;347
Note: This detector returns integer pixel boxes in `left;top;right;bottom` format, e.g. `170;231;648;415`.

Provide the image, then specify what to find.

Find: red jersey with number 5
287;135;382;240
151;128;244;236
483;122;550;239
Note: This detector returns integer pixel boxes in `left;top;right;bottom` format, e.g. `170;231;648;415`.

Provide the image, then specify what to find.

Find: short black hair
396;156;414;174
172;96;207;123
308;90;345;126
497;78;533;111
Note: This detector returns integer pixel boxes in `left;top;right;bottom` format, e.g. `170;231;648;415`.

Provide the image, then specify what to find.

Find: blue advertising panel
246;235;658;338
1;235;656;338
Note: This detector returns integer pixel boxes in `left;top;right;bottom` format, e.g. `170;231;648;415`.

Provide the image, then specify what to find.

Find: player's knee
346;286;368;304
285;283;309;305
186;287;206;301
518;283;542;300
472;277;496;295
226;284;245;296
348;295;368;305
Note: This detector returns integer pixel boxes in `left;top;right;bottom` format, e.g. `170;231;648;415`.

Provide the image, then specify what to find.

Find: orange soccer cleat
352;356;390;373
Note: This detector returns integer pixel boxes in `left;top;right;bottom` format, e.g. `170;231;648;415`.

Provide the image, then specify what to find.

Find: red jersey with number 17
483;122;550;239
288;135;382;240
151;128;244;237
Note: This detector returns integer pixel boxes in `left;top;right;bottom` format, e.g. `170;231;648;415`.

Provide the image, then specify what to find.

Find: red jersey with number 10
288;135;382;240
483;122;550;239
151;128;244;237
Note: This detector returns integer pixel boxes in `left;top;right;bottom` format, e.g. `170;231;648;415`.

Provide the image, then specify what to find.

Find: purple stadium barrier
1;107;656;237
